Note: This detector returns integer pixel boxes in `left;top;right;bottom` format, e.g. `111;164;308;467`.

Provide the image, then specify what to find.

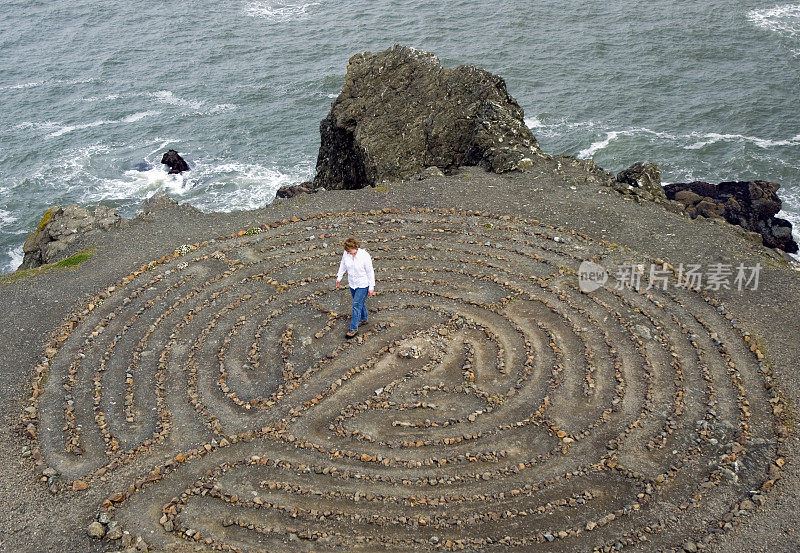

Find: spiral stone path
19;207;787;552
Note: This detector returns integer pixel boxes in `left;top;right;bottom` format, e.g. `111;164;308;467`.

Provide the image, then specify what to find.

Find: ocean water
1;0;798;272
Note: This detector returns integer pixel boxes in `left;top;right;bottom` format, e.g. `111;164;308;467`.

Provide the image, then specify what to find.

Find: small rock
276;181;314;199
418;166;445;180
87;521;106;538
72;480;88;491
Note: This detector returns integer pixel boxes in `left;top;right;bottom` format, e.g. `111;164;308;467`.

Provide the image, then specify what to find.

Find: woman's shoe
345;330;358;338
358;320;367;327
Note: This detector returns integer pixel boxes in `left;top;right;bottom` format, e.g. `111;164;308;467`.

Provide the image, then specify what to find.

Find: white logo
578;261;608;293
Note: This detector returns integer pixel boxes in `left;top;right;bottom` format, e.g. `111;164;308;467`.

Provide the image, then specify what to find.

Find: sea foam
553;121;800;159
192;160;314;211
118;166;190;198
0;209;18;228
3;245;23;274
0;77;94;92
148;90;236;115
47;111;161;138
777;186;800;254
578;131;623;159
150;90;205;110
245;1;321;21
747;4;800;38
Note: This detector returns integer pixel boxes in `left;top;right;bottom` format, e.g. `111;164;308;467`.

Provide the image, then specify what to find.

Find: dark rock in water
615;162;666;202
664;180;798;253
313;45;544;190
161;149;190;174
132;161;153;172
276;181;315;199
21;205;124;270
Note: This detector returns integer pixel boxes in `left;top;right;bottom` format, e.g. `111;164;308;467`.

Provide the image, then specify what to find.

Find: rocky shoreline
17;46;797;272
2;46;799;553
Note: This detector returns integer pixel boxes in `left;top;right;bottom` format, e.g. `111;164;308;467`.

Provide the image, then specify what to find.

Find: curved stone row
19;208;787;552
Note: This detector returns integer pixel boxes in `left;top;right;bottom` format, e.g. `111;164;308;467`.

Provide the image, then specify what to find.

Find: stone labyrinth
21;208;787;552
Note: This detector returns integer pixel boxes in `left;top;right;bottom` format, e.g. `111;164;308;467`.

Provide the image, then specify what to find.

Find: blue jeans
349;286;369;331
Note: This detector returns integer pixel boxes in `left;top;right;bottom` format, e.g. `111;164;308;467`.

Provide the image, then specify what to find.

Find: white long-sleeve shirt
337;248;375;290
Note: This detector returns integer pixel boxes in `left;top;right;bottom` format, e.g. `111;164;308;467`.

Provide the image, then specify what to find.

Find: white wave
48;119;110;138
525;117;601;138
118;166;190;197
548;116;800;158
0;77;94;92
72;157;313;212
13;120;62;133
63;165;189;206
206;103;237;114
524;116;544;129
777;185;800;255
684;140;714;150
747;4;800;37
0;209;17;227
196;161;313;211
21;139;191;210
80;93;127;102
26;143;115;199
122;111;160;123
522;106;800;154
145;138;182;160
148;90;236;115
685;132;800;150
245;1;321;21
150;90;205;110
327;93;339;99
578;131;624;158
47;111;160;137
1;245;24;274
0;80;44;90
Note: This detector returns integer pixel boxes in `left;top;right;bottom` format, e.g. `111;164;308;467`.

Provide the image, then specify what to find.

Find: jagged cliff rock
136;191;199;219
313;45;545;190
276;181;315;199
21;205;124;269
138;191;180;214
664;180;798;253
614;162;666;203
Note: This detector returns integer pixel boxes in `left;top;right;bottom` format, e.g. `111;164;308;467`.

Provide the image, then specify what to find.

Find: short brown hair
343;237;360;252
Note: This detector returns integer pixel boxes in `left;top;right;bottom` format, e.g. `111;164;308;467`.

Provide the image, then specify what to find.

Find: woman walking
336;237;375;338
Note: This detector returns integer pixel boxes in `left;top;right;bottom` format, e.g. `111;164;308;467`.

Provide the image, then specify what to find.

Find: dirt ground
1;159;798;553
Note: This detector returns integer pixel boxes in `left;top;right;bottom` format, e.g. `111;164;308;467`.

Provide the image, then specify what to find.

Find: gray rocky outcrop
276;181;315;199
418;166;446;180
664;180;798;253
613;162;666;202
313;45;545;190
138;191;180;214
21;205;123;269
135;191;199;218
